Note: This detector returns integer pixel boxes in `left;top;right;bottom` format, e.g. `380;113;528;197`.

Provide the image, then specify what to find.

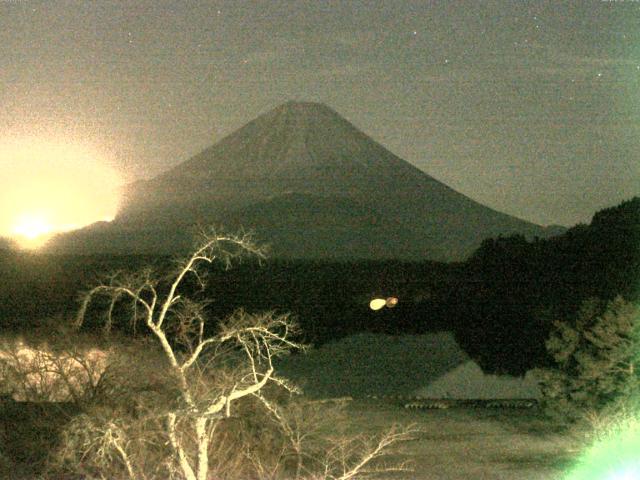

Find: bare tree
0;334;107;403
319;424;416;480
76;231;304;480
251;395;417;480
66;230;418;480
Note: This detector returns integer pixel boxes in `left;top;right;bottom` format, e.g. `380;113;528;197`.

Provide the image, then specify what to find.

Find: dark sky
1;0;638;227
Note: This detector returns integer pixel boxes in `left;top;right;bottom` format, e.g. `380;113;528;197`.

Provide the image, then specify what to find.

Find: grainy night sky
1;0;638;227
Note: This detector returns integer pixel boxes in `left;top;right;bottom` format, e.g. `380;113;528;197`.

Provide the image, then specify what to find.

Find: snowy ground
275;332;541;399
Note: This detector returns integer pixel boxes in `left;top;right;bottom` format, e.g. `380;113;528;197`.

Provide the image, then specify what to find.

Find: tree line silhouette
1;197;638;375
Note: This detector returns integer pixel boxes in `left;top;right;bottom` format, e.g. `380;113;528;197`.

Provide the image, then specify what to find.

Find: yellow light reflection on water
369;298;386;311
369;297;399;310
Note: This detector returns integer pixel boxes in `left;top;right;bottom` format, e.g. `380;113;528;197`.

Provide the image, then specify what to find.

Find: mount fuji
47;102;563;261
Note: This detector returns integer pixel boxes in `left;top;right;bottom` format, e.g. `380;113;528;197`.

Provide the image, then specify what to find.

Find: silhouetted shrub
533;296;640;424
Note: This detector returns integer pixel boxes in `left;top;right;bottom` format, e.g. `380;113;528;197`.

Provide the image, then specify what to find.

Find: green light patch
564;417;640;480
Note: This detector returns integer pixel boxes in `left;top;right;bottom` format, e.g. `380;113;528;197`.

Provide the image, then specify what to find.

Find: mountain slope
48;101;563;260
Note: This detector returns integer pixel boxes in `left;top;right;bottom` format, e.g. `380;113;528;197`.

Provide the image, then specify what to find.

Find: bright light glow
369;298;387;311
386;297;399;308
0;137;122;249
11;214;57;249
607;465;640;480
13;214;52;239
564;415;640;480
369;297;399;310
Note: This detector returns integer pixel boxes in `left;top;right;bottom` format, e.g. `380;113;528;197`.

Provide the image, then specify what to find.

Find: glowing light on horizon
13;214;52;239
0;137;122;249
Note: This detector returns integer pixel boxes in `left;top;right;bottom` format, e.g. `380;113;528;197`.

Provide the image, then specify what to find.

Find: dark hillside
452;197;640;375
0;249;458;338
